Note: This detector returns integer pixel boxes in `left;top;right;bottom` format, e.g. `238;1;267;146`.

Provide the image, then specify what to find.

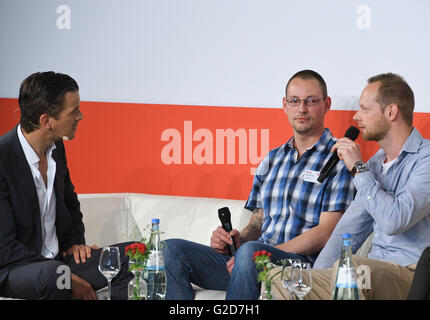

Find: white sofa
79;192;373;300
79;192;253;300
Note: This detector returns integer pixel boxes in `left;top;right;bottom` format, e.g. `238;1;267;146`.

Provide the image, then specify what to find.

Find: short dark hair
19;71;79;132
367;73;414;126
285;70;328;98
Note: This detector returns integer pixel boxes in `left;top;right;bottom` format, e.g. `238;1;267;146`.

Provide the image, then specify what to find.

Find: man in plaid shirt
164;70;355;300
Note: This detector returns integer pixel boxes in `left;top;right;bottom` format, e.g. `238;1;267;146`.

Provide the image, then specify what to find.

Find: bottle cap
151;218;160;224
342;233;351;239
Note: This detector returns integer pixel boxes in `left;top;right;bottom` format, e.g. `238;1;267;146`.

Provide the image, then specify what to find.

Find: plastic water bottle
144;218;166;300
332;233;360;300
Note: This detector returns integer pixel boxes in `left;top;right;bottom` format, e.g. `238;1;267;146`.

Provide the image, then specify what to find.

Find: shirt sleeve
313;200;374;269
244;167;264;212
244;150;273;212
353;153;430;235
321;161;356;213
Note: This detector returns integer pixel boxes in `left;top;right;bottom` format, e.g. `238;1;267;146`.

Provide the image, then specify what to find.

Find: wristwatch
351;161;369;177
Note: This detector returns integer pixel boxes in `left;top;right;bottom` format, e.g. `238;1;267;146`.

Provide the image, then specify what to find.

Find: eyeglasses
285;96;324;107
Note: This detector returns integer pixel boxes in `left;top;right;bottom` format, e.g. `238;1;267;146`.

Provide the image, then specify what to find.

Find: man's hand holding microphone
210;207;241;274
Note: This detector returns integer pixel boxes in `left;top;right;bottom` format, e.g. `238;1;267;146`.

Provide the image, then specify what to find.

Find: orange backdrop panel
2;97;429;200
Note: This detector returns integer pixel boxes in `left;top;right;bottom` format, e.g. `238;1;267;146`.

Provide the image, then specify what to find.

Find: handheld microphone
28;121;70;140
218;207;237;257
317;126;360;183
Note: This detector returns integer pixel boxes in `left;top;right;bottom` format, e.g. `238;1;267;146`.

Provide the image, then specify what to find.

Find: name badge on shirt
303;170;321;184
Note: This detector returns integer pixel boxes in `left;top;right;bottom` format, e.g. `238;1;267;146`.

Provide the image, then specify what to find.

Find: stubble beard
362;117;390;141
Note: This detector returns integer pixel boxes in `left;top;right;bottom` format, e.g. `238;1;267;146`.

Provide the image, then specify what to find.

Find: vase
127;259;148;300
259;282;273;300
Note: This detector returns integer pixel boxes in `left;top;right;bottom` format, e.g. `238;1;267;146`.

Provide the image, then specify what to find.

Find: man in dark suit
0;72;132;299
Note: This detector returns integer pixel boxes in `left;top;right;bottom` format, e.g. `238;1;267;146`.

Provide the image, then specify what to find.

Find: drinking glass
98;246;121;300
290;262;312;300
280;259;301;299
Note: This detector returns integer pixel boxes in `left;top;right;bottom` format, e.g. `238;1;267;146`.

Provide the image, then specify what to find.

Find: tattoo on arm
239;209;263;244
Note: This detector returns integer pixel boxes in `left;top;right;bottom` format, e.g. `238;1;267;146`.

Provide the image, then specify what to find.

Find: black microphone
218;207;237;257
28;121;70;140
317;126;360;183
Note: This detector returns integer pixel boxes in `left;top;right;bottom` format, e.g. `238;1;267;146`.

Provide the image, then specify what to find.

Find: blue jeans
163;238;311;300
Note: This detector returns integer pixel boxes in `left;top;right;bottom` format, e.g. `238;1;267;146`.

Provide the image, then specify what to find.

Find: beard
362;117;390;141
291;115;314;134
293;124;312;134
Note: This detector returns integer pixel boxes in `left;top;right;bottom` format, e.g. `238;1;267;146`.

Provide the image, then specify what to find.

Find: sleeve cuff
353;170;376;199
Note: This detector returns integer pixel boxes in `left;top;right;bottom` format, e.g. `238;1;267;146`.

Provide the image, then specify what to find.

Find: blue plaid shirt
245;128;355;261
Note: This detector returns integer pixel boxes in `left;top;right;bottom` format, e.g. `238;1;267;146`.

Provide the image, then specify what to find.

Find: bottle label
335;267;358;288
146;253;165;271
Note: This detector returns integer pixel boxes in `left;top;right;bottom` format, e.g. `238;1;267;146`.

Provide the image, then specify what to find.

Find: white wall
1;0;429;111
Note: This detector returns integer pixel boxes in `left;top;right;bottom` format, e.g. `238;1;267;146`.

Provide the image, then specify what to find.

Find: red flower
125;243;147;257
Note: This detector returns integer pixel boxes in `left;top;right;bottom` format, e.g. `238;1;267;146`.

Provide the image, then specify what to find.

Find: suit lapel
52;143;66;239
8;126;42;236
52;144;64;209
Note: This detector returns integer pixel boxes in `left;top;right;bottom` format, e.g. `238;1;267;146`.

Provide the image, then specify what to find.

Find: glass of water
98;246;121;300
290;262;312;300
281;259;301;299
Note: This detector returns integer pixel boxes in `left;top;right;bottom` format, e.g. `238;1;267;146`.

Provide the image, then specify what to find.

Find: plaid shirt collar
284;128;333;154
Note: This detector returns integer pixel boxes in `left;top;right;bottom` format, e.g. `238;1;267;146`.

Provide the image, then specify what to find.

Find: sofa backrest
128;193;252;245
79;193;253;247
79;193;132;246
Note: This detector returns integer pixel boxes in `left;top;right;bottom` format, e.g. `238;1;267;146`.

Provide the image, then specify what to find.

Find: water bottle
332;233;360;300
144;218;167;300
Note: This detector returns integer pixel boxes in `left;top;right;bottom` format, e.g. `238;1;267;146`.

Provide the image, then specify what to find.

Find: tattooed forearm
239;209;263;244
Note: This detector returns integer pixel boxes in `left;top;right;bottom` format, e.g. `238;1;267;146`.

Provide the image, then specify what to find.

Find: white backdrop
1;0;429;111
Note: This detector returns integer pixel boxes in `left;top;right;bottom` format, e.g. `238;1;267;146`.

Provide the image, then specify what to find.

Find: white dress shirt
17;125;59;259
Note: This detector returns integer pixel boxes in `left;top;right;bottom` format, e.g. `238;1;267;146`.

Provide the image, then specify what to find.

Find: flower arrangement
124;223;166;300
125;242;151;300
252;250;278;300
125;242;150;271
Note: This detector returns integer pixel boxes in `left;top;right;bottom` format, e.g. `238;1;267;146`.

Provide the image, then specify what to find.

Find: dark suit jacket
0;126;86;286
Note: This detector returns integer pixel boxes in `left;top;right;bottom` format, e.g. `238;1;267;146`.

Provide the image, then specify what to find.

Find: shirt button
367;196;371;200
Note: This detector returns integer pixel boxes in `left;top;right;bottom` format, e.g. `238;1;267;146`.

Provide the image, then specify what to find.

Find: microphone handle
221;222;237;257
317;151;340;183
317;126;359;183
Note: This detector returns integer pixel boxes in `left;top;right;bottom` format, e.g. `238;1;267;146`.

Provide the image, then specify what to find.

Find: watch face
351;161;368;177
356;162;367;171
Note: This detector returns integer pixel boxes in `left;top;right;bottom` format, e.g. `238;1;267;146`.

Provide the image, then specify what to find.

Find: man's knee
164;238;189;259
420;246;430;260
236;241;261;256
235;241;261;268
37;261;72;300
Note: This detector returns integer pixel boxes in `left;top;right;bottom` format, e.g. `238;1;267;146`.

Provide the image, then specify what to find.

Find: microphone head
345;126;360;141
62;136;70;141
218;207;231;223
